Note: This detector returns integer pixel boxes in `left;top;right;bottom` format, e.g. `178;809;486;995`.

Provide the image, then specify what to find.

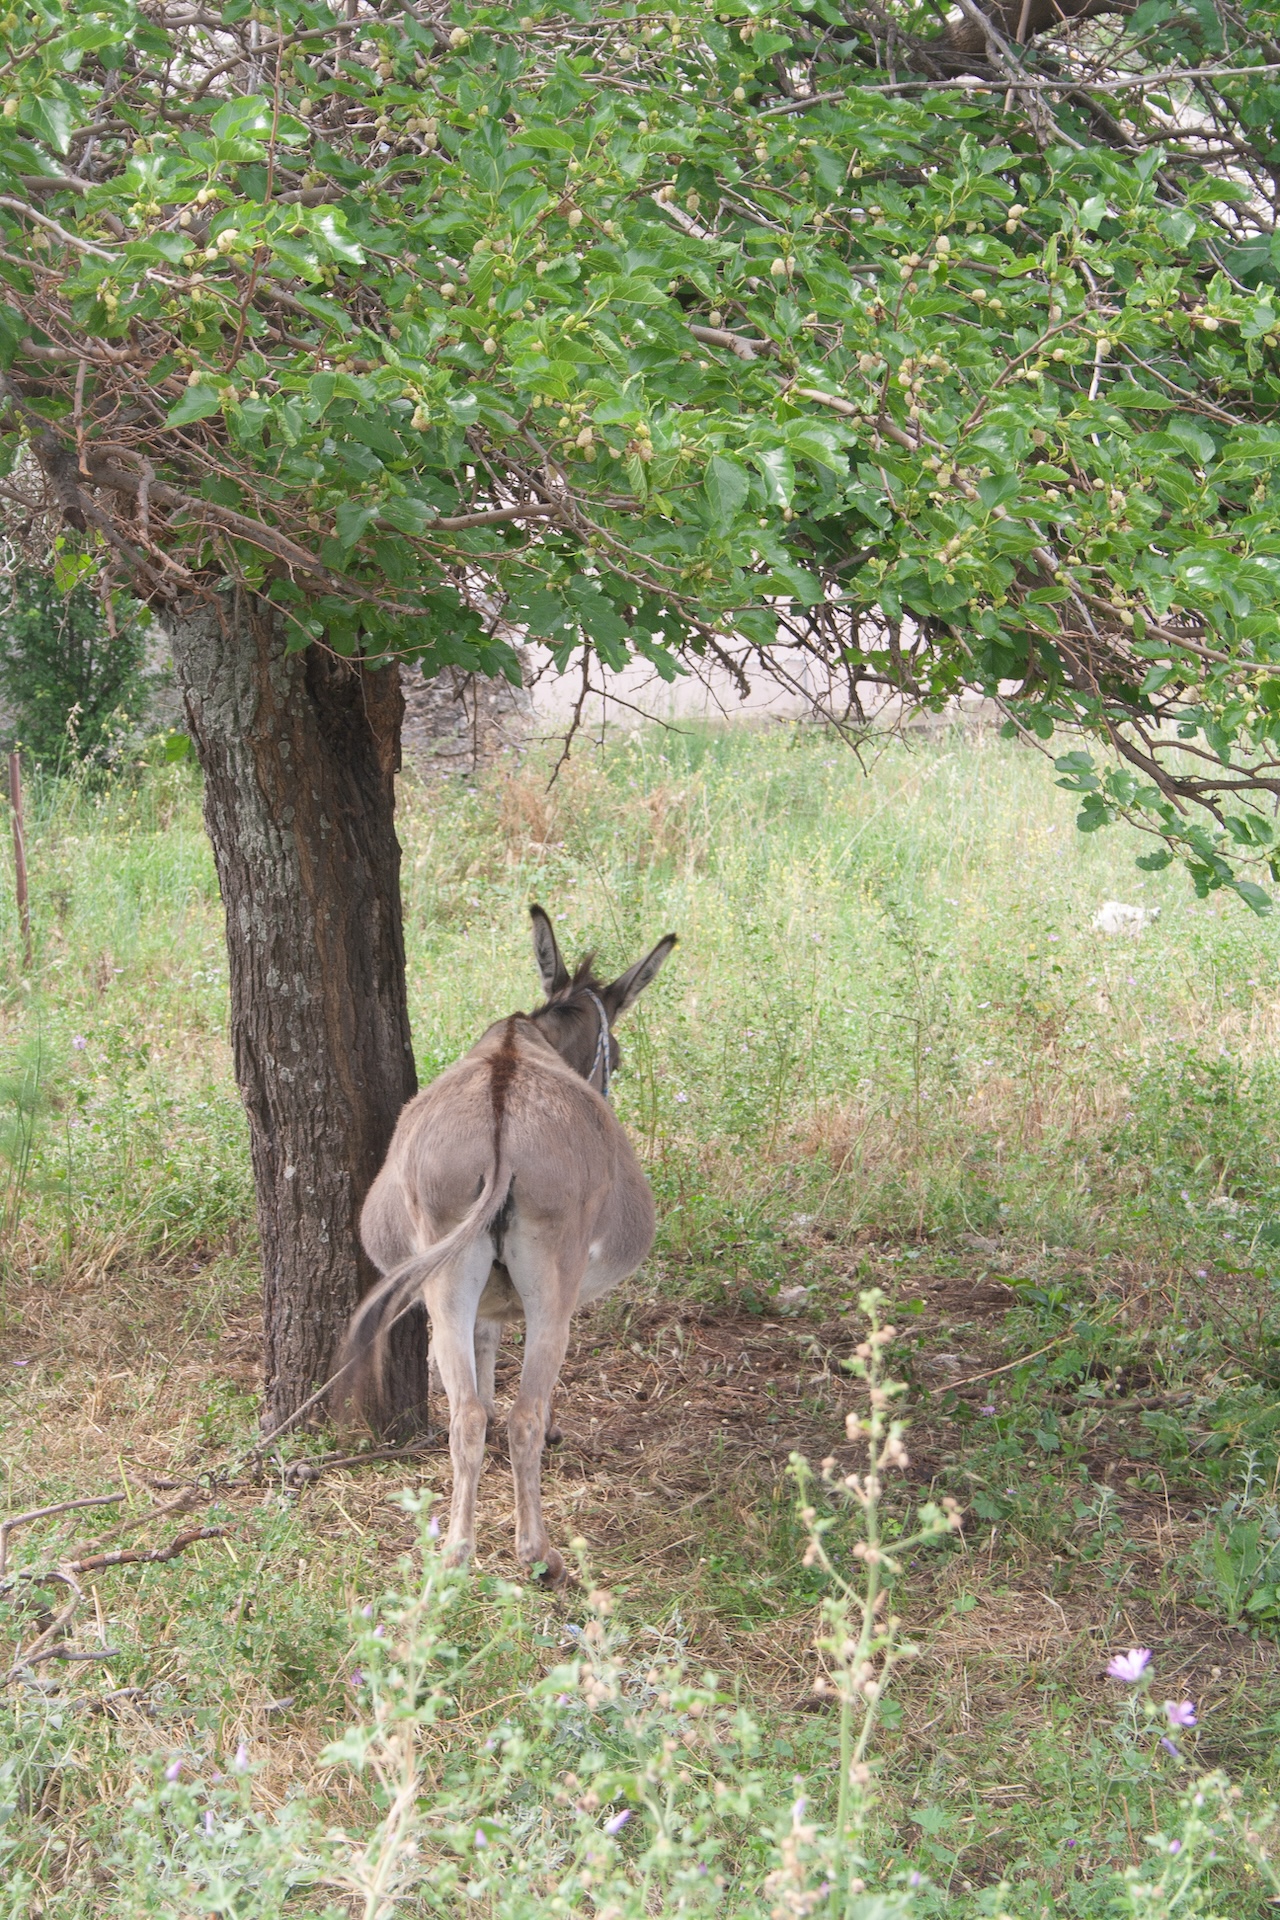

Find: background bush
0;563;152;768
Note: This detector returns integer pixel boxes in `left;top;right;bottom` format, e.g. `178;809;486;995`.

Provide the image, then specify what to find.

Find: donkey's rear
343;905;675;1583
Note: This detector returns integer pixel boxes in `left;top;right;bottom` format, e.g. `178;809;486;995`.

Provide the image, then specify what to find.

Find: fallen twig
281;1442;442;1485
17;1644;121;1671
0;1493;123;1579
69;1685;145;1714
929;1302;1127;1398
68;1486;201;1561
69;1526;225;1574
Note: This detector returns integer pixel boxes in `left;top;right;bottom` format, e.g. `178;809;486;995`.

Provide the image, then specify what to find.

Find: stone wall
398;656;534;780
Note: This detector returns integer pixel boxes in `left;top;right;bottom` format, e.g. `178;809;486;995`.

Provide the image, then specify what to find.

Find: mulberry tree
2;0;1279;1421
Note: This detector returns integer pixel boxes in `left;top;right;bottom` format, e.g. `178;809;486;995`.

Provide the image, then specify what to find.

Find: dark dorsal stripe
489;1013;522;1143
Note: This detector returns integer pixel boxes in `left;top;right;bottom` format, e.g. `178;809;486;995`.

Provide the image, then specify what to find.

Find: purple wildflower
979;1404;996;1416
361;1604;373;1619
604;1809;631;1836
908;1870;923;1888
203;1810;215;1836
1168;1840;1181;1855
1161;1738;1180;1758
71;1035;86;1051
426;1515;440;1539
165;1760;182;1782
475;1830;488;1848
233;1742;249;1773
349;1668;364;1688
1164;1700;1196;1728
1106;1648;1152;1683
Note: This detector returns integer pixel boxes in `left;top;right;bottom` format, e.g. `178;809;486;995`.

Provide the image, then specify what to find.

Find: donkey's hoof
545;1424;564;1447
442;1542;474;1571
525;1546;567;1588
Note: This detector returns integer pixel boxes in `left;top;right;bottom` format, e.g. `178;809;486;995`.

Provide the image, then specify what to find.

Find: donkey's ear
530;903;571;996
604;933;677;1018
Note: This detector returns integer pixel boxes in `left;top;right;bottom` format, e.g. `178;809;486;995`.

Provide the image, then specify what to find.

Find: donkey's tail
339;1155;510;1421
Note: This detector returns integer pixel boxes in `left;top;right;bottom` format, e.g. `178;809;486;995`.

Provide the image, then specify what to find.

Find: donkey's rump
362;1027;620;1274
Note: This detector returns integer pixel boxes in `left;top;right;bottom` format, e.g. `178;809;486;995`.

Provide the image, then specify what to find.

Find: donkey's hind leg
474;1317;501;1426
504;1269;578;1585
424;1238;495;1568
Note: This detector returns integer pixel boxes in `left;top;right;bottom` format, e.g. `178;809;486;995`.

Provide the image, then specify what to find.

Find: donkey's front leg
507;1296;573;1585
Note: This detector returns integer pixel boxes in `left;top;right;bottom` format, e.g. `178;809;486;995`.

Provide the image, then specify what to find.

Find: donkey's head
528;904;675;1098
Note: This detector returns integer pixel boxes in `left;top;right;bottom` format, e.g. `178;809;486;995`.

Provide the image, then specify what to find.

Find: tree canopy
4;1;1280;902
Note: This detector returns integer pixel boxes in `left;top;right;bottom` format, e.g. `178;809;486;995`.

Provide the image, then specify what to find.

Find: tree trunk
167;590;427;1436
934;0;1131;66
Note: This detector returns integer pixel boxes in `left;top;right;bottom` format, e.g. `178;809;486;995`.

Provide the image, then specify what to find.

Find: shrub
0;563;152;768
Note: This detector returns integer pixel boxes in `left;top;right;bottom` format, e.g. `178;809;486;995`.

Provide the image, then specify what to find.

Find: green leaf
209;94;273;139
1109;384;1178;411
704;454;750;525
379;497;436;536
335;500;378;549
308;210;366;267
1077;793;1113;833
1163;418;1218;463
753;446;795;509
593;274;667;306
1233;878;1273;916
52;549;95;593
20;94;73;153
164;385;223;428
978;473;1019;511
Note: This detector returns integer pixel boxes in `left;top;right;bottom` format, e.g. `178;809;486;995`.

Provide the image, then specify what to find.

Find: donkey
342;904;676;1583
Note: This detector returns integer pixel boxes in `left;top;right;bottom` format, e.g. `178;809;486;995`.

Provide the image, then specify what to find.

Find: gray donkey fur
343;905;676;1583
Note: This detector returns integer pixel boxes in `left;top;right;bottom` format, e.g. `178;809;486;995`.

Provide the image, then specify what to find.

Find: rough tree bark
167;591;427;1435
923;0;1134;69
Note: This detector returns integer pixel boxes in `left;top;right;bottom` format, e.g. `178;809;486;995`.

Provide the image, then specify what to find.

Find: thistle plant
789;1287;963;1913
1106;1645;1202;1768
1114;1774;1280;1920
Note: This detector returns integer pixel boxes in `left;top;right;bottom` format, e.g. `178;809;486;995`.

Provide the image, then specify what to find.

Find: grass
4;719;1280;1912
